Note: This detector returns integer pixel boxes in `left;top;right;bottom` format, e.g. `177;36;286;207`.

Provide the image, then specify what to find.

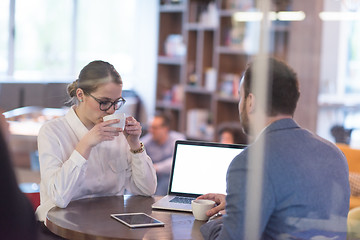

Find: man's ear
246;93;256;113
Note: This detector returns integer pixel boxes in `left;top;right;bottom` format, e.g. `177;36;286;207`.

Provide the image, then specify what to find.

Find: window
0;0;9;76
1;0;157;120
14;0;73;79
76;0;136;76
1;0;143;83
346;20;360;93
317;0;360;146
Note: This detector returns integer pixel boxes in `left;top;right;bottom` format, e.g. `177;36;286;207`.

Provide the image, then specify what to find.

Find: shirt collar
252;118;299;141
65;106;89;140
261;118;299;137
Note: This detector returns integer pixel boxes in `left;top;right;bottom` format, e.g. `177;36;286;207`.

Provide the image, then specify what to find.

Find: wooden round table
46;195;205;240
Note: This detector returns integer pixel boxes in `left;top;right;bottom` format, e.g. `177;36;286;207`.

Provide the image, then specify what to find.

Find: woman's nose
106;107;116;115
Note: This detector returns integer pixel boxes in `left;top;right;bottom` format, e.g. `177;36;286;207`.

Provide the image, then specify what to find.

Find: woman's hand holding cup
76;118;123;159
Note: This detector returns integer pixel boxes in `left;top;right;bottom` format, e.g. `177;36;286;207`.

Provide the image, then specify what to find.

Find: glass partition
219;0;358;238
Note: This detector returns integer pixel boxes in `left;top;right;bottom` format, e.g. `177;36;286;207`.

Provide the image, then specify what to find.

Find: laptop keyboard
170;196;194;204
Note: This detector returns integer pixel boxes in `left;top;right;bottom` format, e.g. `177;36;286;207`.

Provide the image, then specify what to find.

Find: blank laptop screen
169;141;245;196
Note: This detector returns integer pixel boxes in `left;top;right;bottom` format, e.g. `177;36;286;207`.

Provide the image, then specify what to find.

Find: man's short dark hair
243;57;300;116
154;111;172;128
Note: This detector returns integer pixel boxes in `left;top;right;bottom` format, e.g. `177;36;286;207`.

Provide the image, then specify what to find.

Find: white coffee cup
103;113;126;129
191;199;215;221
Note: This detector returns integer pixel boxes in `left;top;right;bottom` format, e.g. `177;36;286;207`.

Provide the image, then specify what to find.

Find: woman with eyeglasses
35;60;157;226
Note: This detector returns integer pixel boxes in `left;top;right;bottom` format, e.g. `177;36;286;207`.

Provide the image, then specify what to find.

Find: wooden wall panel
287;0;323;132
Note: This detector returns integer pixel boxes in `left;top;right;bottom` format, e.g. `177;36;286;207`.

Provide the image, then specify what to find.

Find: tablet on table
110;213;165;228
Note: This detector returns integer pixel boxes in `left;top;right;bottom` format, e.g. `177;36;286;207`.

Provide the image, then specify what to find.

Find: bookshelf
155;0;293;141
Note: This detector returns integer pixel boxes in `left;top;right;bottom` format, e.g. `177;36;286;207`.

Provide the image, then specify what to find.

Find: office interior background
1;0;360;166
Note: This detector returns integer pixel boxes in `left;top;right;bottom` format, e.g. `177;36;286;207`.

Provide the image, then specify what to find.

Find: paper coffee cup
103;113;126;129
191;199;215;221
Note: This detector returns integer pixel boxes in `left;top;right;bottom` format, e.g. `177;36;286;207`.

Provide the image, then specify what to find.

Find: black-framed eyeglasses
84;91;126;111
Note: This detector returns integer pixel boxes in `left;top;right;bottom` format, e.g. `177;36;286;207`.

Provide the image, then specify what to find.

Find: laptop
152;140;246;212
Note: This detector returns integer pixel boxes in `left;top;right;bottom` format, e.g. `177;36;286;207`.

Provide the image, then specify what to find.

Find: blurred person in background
218;122;247;145
141;111;186;195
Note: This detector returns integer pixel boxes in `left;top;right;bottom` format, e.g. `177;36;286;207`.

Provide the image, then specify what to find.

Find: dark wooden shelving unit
155;0;320;140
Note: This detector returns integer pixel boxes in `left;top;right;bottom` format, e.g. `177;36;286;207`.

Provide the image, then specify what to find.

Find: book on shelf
219;73;240;98
186;109;214;140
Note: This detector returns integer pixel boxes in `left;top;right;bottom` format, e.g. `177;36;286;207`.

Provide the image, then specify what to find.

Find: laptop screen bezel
167;140;247;197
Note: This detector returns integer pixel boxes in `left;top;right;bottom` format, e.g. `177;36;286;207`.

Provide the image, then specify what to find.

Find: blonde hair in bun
65;60;122;106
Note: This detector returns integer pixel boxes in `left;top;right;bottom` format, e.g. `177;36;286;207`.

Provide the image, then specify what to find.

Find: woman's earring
79;99;83;102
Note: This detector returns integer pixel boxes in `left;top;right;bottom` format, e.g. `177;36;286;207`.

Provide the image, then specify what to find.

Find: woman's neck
74;106;94;130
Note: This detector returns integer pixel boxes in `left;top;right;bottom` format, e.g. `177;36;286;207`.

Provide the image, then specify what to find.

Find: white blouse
35;107;157;222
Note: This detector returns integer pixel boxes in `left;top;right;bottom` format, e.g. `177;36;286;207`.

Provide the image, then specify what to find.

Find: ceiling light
233;11;306;22
277;11;306;21
319;11;360;21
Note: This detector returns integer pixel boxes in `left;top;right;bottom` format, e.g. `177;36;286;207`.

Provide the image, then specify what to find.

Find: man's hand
197;193;226;217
